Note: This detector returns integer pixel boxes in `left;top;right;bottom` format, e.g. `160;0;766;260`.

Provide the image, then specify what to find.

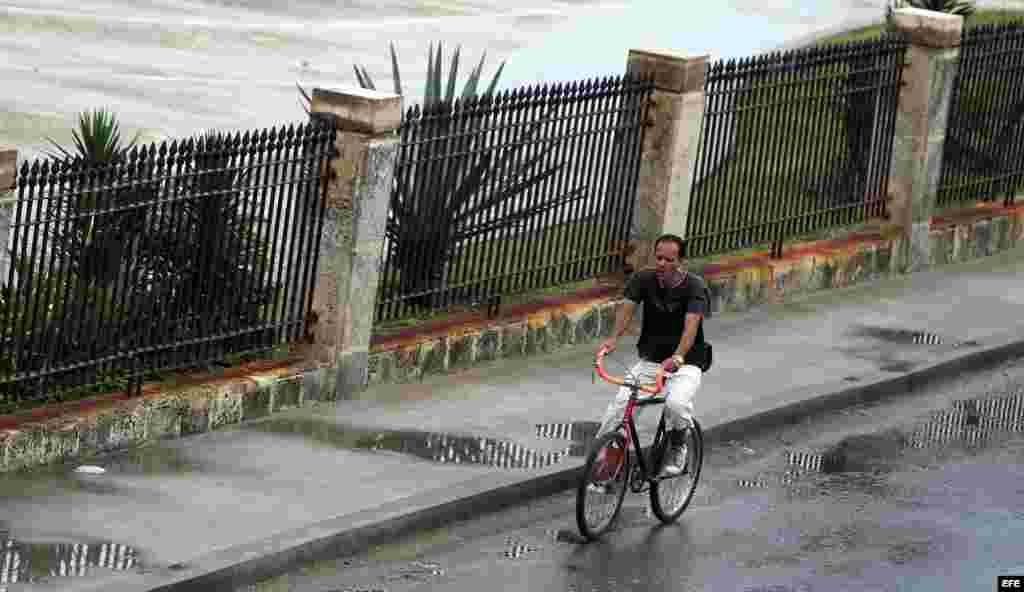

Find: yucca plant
42;109;150;290
45;109;141;167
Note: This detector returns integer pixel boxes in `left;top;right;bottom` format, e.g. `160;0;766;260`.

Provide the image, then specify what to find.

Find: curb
93;325;1024;592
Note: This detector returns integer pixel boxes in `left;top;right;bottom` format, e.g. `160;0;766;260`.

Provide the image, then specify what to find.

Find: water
244;416;603;469
725;389;1024;499
0;533;139;587
0;0;913;163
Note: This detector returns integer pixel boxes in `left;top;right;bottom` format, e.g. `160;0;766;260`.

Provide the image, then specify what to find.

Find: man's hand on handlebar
599;338;617;354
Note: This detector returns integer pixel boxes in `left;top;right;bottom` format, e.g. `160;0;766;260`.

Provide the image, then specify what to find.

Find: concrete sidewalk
4;245;1024;592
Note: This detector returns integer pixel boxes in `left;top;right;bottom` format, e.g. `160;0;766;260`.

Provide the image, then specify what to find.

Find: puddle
534;421;601;457
879;361;917;373
905;391;1024;449
81;444;206;477
250;417;580;470
850;326;981;349
503;538;542;559
0;533;140;585
384;560;445;582
726;391;1024;502
0;443;209;499
501;529;579;559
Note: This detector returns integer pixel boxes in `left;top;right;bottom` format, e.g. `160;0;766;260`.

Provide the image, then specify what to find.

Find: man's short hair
654;234;685;257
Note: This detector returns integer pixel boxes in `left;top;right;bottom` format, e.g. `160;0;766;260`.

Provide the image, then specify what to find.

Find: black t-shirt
624;270;708;365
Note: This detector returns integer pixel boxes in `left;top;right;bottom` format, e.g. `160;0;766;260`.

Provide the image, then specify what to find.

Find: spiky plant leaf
462;52;487;100
296;83;312;115
45;109;139;166
430;42;444;108
423;42;435;107
389;42;403;96
445;45;460;105
360;65;376;90
484;61;506;98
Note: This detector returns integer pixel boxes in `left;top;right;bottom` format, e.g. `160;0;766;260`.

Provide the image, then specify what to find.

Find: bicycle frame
593;345;669;484
617;388;668;484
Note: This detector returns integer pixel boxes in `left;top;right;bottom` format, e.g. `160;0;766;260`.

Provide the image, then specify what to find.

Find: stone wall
0;359;338;472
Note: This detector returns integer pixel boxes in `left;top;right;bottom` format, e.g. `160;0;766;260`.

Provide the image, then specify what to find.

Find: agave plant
297;41;506;116
388;85;604;310
297;43;595;312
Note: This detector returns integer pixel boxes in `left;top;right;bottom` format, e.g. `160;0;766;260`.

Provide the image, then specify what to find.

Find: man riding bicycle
597;233;709;477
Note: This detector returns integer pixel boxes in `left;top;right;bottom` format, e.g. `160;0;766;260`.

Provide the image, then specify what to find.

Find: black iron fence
937;21;1024;209
0;119;335;403
685;35;907;259
376;74;654;322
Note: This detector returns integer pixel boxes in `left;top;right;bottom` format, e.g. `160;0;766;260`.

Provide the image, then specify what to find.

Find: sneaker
661;442;688;477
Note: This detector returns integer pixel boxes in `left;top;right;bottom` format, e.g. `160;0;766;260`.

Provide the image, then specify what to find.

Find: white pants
596;361;701;437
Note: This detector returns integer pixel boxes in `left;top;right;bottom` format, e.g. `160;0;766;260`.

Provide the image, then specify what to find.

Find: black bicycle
576;346;704;541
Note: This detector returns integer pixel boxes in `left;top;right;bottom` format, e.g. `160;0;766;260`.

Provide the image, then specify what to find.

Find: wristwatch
672;354;684;366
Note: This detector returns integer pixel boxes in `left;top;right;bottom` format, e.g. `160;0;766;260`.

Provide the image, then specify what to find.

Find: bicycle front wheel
650;419;703;524
576;431;630;541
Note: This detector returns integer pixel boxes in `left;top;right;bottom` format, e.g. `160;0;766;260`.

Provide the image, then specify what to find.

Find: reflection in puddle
384;560;445;582
535;421;600;457
252;418;591;470
501;528;575;559
0;533;139;585
772;392;1024;500
850;326;980;349
503;538;542;559
735;477;771;490
907;392;1024;449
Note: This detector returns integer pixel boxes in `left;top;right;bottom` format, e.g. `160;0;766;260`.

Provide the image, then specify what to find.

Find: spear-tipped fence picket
685;35;908;259
938;21;1024;208
376;74;654;322
0;118;335;403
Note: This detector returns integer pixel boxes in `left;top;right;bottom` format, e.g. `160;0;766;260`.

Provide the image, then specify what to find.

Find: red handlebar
594;346;665;394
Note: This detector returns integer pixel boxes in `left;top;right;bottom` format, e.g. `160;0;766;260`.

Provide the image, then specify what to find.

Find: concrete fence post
306;87;400;401
0;146;16;286
886;8;963;273
624;49;708;272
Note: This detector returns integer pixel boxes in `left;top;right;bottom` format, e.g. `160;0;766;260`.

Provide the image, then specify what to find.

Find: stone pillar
0;146;16;286
886;8;963;273
307;87;400;400
0;146;14;193
624;50;709;271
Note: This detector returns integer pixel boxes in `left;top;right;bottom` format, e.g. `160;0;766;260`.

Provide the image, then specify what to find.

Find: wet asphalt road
242;355;1024;592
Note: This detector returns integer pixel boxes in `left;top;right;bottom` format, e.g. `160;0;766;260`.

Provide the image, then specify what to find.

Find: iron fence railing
937;21;1024;209
376;74;653;322
0;118;335;403
685;35;907;259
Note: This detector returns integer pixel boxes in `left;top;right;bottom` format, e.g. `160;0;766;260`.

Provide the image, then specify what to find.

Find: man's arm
600;301;636;352
612;301;637;339
673;313;702;362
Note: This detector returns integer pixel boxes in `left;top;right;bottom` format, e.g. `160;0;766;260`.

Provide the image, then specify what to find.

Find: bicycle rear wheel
650;419;703;524
576;431;630;540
